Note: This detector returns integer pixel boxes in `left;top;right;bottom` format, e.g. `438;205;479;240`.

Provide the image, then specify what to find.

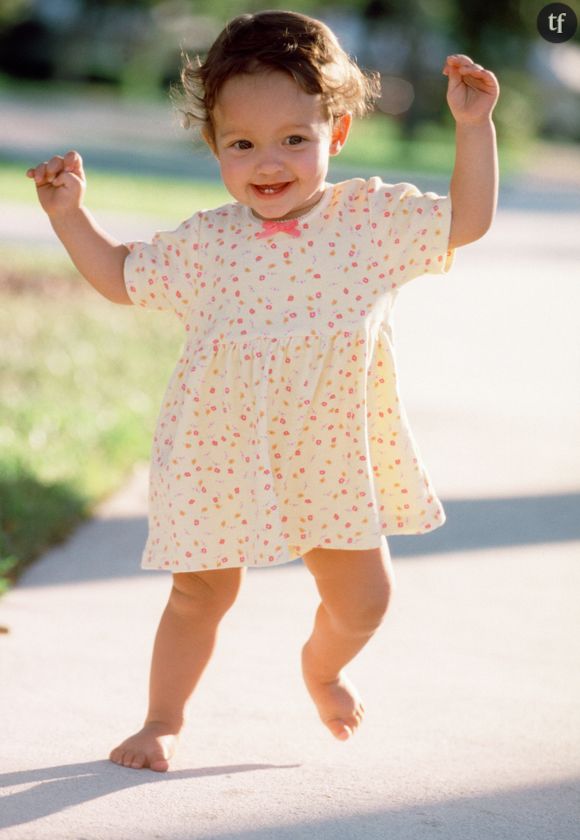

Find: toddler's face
204;71;351;221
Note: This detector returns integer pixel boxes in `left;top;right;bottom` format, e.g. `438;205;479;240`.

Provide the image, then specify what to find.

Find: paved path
1;466;578;840
1;91;580;838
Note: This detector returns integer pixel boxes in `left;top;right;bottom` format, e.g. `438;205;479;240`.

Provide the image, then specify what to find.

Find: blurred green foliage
1;0;579;144
0;0;28;26
0;264;184;592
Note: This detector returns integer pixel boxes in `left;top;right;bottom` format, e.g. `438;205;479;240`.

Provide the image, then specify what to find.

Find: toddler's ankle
144;716;185;734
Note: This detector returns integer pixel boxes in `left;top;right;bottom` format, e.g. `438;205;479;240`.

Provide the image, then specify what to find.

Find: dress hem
139;519;446;572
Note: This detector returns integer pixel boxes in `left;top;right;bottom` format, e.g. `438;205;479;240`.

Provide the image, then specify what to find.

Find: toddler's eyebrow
219;123;313;140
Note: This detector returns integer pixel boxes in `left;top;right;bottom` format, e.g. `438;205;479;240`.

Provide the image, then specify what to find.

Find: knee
330;579;393;638
170;569;243;620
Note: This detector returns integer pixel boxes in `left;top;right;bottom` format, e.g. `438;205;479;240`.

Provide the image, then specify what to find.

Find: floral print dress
124;176;455;571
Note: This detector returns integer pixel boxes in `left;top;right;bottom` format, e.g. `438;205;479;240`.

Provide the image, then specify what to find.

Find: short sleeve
124;212;203;316
366;176;455;289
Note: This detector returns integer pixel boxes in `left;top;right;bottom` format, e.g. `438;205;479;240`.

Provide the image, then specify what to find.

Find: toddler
27;10;499;772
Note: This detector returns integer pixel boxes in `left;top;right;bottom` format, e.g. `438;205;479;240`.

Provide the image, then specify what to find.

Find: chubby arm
26;150;132;305
449;119;498;248
443;55;500;250
48;207;131;305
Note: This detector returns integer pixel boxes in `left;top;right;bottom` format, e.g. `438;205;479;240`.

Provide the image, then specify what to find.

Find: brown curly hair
172;10;381;150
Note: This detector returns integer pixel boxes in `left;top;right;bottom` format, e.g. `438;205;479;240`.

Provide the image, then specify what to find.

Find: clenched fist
26;150;86;217
442;54;499;126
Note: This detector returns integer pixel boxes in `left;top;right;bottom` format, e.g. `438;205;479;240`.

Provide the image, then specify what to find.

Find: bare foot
301;643;365;741
109;721;181;772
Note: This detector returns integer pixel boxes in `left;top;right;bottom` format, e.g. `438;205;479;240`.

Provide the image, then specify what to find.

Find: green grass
338;116;461;173
0;266;185;593
4;162;231;218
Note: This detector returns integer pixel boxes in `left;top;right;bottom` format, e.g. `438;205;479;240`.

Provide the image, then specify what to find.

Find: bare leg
301;538;394;741
110;567;244;771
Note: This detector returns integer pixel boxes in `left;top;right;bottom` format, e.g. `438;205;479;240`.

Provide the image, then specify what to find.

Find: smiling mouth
253;182;291;195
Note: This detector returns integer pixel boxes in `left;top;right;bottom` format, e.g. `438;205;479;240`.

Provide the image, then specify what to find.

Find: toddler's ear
329;113;352;156
201;127;218;158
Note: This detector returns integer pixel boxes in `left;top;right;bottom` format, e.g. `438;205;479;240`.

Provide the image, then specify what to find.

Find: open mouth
253;182;291;196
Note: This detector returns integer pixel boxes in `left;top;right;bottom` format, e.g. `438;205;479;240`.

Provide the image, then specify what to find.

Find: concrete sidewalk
1;199;580;837
1;469;578;840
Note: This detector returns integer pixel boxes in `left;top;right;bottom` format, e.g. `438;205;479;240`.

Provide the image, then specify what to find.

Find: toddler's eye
287;135;306;146
232;140;252;151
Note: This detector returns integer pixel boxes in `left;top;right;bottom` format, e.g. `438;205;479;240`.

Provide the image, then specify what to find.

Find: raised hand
442;55;499;126
26;150;86;217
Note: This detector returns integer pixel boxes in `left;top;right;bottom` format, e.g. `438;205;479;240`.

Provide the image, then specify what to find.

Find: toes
150;757;170;773
109;732;175;772
346;714;360;733
109;747;168;771
146;747;170;772
327;718;353;740
326;708;365;740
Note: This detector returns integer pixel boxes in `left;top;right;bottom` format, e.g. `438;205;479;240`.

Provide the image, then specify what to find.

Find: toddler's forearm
449;119;498;246
49;206;132;305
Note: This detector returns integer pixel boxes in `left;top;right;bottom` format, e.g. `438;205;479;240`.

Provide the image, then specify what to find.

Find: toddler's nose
255;150;285;177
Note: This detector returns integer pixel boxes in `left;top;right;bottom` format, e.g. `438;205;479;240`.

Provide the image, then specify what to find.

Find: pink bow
255;218;301;239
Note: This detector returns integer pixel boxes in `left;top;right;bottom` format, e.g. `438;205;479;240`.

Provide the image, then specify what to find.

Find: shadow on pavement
15;491;580;587
178;776;580;840
0;760;301;832
0;760;577;839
